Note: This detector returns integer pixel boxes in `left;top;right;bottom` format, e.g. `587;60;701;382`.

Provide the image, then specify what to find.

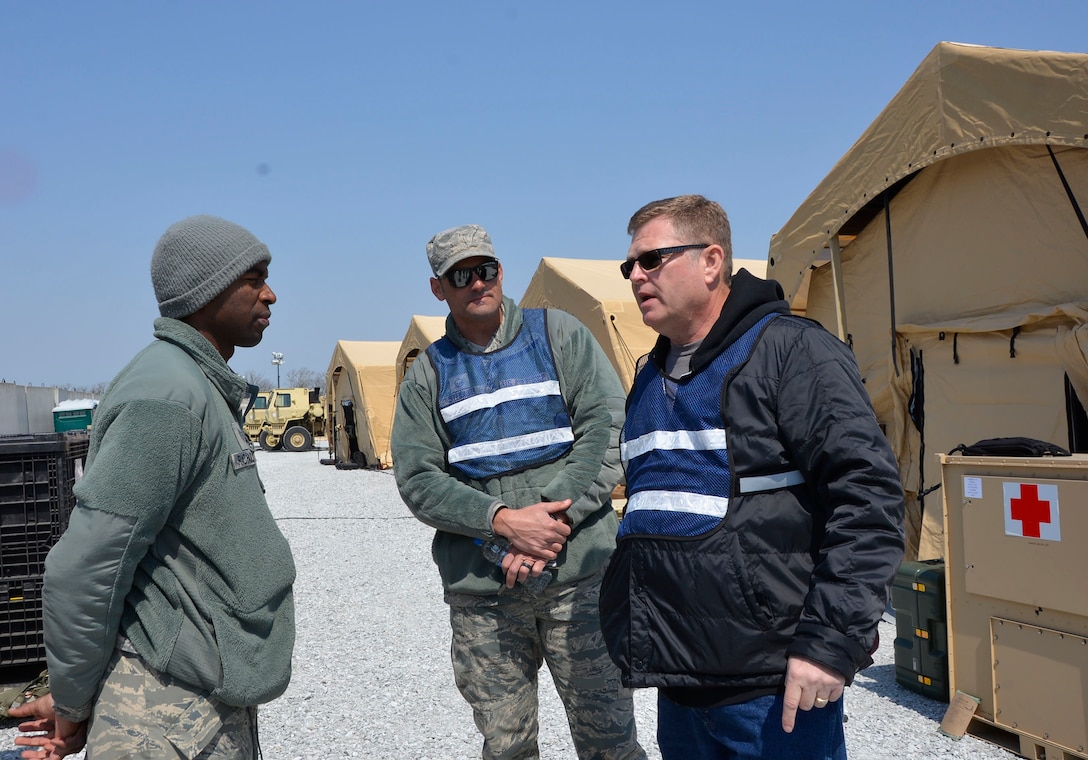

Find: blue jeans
657;691;847;760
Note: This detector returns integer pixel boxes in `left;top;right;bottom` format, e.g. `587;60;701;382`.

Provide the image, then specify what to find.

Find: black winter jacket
600;270;905;696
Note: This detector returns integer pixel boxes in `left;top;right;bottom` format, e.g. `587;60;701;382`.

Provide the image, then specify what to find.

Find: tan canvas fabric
768;41;1088;304
767;42;1088;560
325;341;401;469
799;150;1088;559
1057;316;1088;405
897;329;1077;559
732;258;768;281
396;315;447;388
519;257;656;390
517;257;768;390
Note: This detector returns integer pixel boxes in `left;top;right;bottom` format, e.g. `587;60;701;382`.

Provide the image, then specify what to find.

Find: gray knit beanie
151;215;272;318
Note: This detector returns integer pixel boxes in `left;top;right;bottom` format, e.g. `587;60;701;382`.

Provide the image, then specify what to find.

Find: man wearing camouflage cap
15;215;295;759
392;224;645;759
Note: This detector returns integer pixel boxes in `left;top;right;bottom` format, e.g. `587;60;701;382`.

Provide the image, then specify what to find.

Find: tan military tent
766;42;1088;560
733;259;767;280
396;315;447;388
519;257;654;389
518;257;767;390
325;341;401;469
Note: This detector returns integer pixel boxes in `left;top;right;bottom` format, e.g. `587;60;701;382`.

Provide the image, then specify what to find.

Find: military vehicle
247;387;326;452
243;390;272;442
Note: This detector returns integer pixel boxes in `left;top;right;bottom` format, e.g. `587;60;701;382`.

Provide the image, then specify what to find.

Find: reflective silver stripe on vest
439;380;562;423
624;489;730;518
447;427;575;464
737;469;805;494
620;428;728;464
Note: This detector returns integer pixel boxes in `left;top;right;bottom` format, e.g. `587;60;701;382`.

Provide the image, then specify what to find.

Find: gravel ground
2;448;1020;759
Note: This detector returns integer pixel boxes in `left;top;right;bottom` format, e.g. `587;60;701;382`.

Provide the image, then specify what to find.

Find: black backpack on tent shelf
948;436;1071;458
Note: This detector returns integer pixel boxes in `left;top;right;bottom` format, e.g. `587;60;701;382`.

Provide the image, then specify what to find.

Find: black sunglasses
445;260;500;288
620;244;710;279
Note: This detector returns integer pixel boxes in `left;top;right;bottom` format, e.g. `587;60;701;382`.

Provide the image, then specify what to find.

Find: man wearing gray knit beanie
14;215;297;759
152;214;272;319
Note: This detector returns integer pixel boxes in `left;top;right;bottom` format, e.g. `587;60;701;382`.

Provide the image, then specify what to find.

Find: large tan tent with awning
396;315;447;388
518;257;768;390
766;42;1088;560
325;340;401;469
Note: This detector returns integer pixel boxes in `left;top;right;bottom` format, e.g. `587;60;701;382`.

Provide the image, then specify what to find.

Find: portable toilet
52;399;98;432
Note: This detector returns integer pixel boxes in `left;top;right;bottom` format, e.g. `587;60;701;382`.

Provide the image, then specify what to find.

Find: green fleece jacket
391;297;626;594
44;318;296;721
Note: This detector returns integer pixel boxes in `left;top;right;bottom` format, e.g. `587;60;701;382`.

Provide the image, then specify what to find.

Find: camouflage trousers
86;648;258;760
447;567;645;760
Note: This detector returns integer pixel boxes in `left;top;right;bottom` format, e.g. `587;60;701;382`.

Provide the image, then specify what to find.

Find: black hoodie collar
648;268;791;377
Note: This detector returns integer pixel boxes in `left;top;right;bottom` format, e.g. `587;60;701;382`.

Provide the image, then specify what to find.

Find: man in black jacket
599;195;905;760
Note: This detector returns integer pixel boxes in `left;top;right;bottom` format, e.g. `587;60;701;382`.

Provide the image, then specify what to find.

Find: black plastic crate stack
0;431;90;667
891;558;949;701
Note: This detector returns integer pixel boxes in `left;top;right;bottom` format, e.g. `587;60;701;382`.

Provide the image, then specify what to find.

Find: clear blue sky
4;1;1086;388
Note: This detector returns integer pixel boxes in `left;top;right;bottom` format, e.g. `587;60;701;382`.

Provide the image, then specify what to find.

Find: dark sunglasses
620;244;710;279
445;260;500;288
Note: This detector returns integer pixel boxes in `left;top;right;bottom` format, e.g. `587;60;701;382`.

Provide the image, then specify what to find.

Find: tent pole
1047;144;1088;245
829;236;848;342
884;191;899;377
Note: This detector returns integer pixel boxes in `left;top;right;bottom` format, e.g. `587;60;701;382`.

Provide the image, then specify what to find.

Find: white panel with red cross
1002;481;1061;541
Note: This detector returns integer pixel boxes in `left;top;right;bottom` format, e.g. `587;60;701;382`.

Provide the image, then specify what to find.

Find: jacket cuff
486;501;508;539
53;699;92;723
786;622;873;685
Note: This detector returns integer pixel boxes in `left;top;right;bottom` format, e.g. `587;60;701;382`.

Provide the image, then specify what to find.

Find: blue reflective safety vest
427;309;574;481
620;313;796;537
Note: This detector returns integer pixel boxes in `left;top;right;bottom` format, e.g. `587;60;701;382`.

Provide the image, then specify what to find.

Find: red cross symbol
1009;483;1052;538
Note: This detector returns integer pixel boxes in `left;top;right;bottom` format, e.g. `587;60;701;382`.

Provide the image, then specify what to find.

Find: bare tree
244;371;274;390
286;367;324;393
72;381;109;395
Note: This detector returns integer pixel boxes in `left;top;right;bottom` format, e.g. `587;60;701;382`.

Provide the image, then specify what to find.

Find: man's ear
702;245;725;284
430;277;447;302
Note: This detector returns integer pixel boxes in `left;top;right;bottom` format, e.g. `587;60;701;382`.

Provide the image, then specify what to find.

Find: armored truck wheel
258;429;281;452
283;425;313;452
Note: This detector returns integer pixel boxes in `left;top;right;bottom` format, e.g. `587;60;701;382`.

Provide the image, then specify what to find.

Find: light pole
271;352;284;388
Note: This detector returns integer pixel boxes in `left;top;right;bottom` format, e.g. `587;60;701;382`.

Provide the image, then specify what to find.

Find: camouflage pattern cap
426;224;496;277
